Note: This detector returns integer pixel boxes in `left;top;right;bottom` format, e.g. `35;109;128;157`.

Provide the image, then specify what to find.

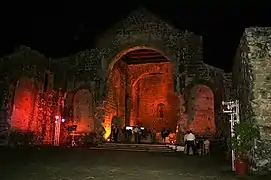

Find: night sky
1;7;271;72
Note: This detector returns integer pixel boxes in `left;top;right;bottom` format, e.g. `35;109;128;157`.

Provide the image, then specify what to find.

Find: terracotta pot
235;157;247;175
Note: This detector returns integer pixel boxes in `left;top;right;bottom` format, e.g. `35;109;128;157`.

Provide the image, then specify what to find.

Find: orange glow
102;118;112;139
8;78;57;144
73;89;94;133
129;62;178;132
10;77;37;131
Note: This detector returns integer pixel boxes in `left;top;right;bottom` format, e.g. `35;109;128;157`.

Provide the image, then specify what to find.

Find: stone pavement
0;147;266;180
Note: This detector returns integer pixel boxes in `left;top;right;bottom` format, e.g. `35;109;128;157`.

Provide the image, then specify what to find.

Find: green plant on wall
231;121;260;158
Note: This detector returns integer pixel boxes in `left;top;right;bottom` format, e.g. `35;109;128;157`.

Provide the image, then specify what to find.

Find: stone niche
233;27;271;173
187;85;215;135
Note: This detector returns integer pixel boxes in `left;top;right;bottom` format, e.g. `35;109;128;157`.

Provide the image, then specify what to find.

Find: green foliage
231;122;260;157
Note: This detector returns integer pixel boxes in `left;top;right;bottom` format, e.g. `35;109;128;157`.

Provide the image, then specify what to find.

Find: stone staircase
90;143;182;153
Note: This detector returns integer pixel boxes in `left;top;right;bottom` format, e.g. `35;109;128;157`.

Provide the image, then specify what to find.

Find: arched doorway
10;77;37;131
73;89;94;133
187;85;215;135
104;48;179;138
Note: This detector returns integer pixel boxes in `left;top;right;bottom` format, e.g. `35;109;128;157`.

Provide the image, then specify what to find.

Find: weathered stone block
234;27;271;173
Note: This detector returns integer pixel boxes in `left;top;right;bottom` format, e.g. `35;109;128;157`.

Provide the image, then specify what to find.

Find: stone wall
0;46;48;131
94;8;203;85
233;27;271;173
184;63;229;136
105;59;128;128
128;62;178;131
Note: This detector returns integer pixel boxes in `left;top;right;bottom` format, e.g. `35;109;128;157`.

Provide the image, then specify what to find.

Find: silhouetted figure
127;129;132;143
161;128;166;142
134;125;140;144
152;129;156;144
112;125;119;142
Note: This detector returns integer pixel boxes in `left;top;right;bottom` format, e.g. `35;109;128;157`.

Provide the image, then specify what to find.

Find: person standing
112;125;119;142
134;125;140;144
161;128;166;143
186;130;196;155
203;138;211;155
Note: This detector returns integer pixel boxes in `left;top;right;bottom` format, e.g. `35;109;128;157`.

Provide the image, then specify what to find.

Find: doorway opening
104;48;179;141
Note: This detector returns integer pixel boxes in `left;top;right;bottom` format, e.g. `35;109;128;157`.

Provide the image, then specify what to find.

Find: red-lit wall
10;77;37;132
10;75;59;144
187;85;216;135
129;62;179;132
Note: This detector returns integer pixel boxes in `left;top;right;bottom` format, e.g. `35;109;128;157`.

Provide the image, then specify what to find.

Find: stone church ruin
1;8;257;149
0;9;231;145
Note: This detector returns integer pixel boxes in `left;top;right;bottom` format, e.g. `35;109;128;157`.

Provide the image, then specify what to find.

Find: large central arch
94;9;203;139
103;47;179;139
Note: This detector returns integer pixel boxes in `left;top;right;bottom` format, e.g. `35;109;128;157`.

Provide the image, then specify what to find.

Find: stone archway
102;47;178;139
108;46;175;73
72;89;94;133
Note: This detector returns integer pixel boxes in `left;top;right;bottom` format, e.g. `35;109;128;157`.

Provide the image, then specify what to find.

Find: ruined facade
233;27;271;172
0;9;230;145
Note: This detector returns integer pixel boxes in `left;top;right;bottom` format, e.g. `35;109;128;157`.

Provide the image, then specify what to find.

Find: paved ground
0;147;263;180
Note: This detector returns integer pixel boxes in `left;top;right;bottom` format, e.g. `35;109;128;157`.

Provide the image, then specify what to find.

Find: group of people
111;124;155;143
111;124;212;155
184;130;210;156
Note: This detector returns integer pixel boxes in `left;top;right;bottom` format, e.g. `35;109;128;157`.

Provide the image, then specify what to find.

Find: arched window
157;103;165;118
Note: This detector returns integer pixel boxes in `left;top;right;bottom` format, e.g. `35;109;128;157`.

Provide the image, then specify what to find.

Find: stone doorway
106;48;179;137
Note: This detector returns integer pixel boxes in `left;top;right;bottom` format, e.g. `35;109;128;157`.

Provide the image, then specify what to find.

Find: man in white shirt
186;130;196;155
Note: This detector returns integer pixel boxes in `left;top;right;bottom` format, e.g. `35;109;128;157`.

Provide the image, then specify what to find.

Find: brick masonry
0;9;231;144
233;27;271;173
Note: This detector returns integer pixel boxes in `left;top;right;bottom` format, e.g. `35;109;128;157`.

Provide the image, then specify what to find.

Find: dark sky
1;7;271;72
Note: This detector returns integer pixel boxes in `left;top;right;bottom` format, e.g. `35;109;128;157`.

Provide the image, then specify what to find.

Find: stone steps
90;143;178;152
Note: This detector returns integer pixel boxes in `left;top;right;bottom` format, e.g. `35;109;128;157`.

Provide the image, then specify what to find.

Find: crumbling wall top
95;8;184;49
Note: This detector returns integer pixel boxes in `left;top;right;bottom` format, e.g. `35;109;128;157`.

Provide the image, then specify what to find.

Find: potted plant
231;122;260;175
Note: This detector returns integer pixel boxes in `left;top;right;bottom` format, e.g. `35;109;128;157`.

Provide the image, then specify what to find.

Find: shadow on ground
0;146;266;180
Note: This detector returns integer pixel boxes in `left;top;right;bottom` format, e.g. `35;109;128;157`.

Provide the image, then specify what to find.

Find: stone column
236;27;271;172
